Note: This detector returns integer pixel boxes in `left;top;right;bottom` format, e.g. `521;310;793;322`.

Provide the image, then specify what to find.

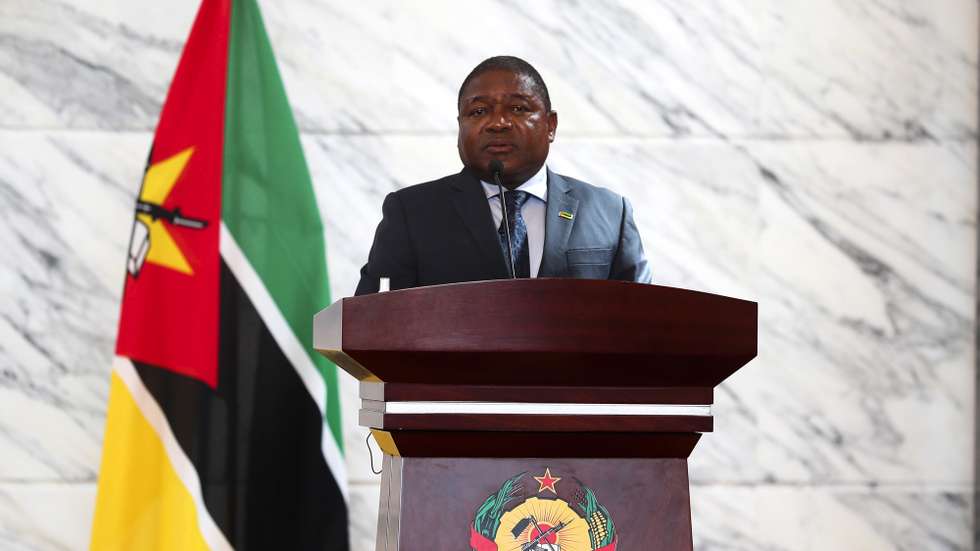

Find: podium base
375;455;693;551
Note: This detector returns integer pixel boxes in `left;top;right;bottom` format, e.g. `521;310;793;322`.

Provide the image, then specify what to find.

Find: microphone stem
493;171;517;279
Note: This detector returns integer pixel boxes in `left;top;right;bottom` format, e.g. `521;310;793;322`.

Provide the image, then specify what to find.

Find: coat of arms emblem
469;468;617;551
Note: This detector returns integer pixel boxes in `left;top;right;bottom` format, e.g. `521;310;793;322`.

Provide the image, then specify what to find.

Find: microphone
489;159;516;279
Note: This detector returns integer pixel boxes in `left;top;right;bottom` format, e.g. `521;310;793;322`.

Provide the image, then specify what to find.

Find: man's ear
548;110;558;142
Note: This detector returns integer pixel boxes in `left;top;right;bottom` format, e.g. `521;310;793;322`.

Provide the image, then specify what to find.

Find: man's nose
486;107;513;131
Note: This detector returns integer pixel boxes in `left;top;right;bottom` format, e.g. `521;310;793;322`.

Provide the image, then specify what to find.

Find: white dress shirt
480;163;548;278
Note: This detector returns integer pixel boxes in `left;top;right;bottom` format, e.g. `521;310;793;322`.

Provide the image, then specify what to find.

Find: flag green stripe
222;0;342;449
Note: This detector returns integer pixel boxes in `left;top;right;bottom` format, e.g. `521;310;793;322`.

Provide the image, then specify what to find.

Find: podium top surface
314;279;756;388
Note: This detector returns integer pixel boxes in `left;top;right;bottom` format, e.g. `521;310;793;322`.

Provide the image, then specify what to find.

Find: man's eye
469;107;486;116
511;105;527;112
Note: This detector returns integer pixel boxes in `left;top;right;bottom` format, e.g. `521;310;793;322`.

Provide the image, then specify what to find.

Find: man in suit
355;56;651;295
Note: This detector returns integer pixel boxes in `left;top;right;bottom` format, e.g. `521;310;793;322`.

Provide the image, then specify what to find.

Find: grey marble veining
2;1;975;139
0;2;189;130
0;0;976;550
691;485;973;551
0;131;149;485
0;483;95;551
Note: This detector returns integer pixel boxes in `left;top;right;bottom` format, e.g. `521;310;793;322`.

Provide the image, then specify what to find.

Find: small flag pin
558;210;574;220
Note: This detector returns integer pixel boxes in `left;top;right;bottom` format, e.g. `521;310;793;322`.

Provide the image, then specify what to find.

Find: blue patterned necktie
497;190;531;278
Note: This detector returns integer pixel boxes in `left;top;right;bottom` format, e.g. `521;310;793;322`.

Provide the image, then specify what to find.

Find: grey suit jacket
355;168;651;295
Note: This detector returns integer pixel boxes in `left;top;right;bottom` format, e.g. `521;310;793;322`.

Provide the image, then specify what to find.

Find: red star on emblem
533;468;562;495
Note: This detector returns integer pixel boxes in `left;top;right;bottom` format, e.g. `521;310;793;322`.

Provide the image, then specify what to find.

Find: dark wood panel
361;411;712;433
392;457;693;550
382;431;702;458
360;381;714;404
348;350;752;387
330;279;756;387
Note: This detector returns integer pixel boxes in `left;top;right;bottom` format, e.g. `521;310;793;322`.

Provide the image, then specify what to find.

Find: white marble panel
0;131;148;482
348;482;381;551
269;0;980;139
0;483;95;551
2;1;975;139
756;1;978;140
740;141;976;484
0;1;193;130
690;484;974;551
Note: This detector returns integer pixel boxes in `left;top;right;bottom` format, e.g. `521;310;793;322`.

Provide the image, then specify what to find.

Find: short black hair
457;56;552;112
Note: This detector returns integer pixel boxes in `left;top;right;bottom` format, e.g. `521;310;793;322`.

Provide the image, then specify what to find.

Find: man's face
457;69;558;188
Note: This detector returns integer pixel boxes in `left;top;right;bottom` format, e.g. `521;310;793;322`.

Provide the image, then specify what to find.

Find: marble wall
0;1;976;550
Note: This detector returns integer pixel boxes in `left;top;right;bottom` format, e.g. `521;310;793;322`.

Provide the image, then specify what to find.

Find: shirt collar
480;163;548;202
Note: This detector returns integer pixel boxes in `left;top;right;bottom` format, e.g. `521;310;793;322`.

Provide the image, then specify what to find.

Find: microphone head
488;159;504;177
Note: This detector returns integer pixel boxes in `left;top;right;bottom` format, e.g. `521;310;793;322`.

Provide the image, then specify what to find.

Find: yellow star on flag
136;147;195;274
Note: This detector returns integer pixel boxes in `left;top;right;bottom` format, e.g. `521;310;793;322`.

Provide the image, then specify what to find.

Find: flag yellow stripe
90;373;210;551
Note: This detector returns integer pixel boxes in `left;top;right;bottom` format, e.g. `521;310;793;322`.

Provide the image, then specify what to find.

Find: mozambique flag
91;0;347;549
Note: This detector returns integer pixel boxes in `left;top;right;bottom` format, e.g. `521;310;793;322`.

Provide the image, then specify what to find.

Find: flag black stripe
134;260;348;550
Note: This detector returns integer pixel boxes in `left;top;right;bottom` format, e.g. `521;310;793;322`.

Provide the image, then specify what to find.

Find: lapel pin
558;210;574;220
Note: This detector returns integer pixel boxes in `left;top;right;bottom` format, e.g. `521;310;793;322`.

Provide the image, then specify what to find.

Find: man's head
457;56;558;188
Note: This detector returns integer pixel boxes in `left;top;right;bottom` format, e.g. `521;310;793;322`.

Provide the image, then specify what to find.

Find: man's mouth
484;142;515;153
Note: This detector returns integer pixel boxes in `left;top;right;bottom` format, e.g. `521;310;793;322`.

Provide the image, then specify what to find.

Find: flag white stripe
219;223;348;501
112;356;234;551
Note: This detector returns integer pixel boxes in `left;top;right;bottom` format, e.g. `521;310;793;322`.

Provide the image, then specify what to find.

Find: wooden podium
314;279;756;551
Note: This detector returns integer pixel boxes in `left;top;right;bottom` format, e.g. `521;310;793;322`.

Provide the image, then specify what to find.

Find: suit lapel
449;169;510;279
539;170;578;277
